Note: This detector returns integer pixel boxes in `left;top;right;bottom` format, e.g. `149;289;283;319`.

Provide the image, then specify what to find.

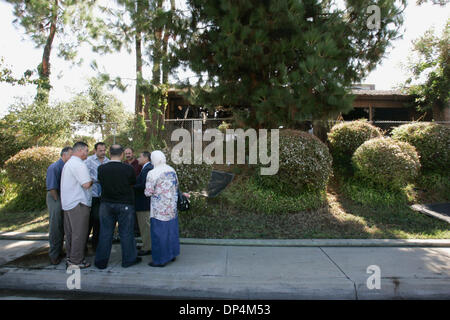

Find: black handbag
177;188;190;211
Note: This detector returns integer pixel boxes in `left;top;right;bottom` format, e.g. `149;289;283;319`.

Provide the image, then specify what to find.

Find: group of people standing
46;141;180;270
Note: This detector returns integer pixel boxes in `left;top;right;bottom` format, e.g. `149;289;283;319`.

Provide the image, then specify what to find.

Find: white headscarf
151;150;167;167
148;150;175;180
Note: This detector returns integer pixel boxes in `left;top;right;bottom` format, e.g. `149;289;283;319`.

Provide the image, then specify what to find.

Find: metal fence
162;118;232;148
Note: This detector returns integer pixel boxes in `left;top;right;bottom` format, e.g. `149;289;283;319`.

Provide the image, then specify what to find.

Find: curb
0;267;357;300
1;265;449;300
1;232;450;247
180;238;450;247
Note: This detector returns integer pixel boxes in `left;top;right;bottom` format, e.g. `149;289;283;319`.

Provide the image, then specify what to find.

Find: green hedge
170;161;213;192
4;147;60;210
328;119;383;168
391;122;450;172
352;137;421;190
0;121;33;169
162;148;213;192
255;129;333;195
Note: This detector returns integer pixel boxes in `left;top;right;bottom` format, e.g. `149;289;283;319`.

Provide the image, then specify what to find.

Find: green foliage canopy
67;77;131;139
402;19;450;114
176;0;407;128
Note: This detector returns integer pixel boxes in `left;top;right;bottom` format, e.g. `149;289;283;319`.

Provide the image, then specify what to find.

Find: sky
0;0;449;117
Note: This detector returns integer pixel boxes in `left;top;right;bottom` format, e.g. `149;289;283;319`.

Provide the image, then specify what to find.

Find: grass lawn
177;176;450;239
1;172;449;239
0;208;49;233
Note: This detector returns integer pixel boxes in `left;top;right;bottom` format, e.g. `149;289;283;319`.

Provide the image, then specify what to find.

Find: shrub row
328;120;449;189
391;122;450;172
2;121;447;212
327;119;383;167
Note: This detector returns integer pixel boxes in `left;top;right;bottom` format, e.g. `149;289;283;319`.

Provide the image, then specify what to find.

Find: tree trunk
432;104;450;121
135;32;143;115
143;93;151;146
36;0;58;105
146;0;164;141
151;0;163;86
100;124;105;140
134;0;144;116
162;0;175;84
312;120;332;143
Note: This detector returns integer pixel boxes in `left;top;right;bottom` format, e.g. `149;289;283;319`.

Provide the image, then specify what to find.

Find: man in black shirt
94;144;141;269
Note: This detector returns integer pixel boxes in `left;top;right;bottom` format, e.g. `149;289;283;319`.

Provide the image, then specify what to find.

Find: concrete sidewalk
0;238;449;299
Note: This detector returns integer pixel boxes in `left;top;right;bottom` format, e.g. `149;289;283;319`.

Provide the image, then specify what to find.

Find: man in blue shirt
85;142;109;251
46;146;73;265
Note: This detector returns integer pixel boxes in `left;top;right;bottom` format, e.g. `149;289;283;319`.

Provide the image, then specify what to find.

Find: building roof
352;89;414;106
351;89;409;96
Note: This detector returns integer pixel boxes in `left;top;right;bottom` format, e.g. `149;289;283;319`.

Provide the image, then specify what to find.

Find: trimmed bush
352;137;421;189
170;161;213;192
391;122;450;172
161;148;213;192
0;120;33;169
4;146;60;198
256;129;333;195
328;119;383;167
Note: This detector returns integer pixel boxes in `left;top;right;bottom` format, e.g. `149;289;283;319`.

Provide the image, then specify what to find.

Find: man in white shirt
61;141;93;269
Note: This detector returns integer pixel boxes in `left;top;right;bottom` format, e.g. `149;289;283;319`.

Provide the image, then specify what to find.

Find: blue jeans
95;202;138;268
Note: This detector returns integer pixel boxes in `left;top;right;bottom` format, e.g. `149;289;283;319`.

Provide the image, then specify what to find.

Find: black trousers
87;197;101;250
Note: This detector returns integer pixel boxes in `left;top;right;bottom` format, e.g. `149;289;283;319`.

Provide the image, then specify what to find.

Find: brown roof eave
353;95;414;102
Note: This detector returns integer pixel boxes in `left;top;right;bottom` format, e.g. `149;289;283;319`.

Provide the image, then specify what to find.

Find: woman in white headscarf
144;150;180;267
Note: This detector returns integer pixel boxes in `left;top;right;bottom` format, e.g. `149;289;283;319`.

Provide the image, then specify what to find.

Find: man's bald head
110;144;124;160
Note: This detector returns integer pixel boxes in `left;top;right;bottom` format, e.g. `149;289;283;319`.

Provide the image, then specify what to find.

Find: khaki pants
136;211;151;251
64;203;90;264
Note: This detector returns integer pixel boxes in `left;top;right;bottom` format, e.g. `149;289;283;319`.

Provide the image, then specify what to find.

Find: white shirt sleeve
74;161;92;186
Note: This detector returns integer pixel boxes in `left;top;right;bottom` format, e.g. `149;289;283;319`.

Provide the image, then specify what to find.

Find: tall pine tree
7;0;96;105
177;0;407;128
90;0;178;146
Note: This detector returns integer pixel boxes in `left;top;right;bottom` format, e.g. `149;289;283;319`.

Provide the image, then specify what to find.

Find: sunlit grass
1;167;449;239
0;209;49;233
